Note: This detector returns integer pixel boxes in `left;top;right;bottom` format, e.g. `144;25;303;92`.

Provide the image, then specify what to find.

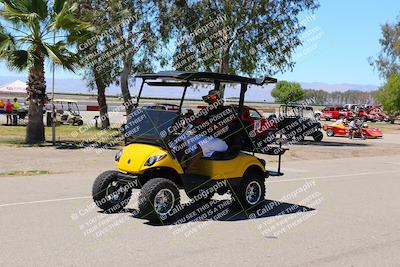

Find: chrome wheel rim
154;189;175;216
106;181;126;204
246;181;262;205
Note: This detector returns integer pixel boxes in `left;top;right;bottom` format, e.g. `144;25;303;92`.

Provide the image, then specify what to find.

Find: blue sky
0;0;399;87
277;0;400;86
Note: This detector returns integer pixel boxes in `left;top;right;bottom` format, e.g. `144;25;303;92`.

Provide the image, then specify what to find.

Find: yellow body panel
190;153;266;180
116;143;265;180
116;143;184;175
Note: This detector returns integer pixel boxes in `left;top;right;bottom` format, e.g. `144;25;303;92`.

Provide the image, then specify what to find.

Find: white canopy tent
0;80;28;96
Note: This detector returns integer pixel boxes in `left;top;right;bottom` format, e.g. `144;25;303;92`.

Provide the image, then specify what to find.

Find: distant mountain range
298;82;379;92
0;75;380;102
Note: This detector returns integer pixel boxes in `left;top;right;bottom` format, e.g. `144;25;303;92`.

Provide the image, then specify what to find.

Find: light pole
51;32;56;145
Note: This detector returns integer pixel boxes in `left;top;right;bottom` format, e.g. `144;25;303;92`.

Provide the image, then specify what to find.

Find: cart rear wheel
233;172;265;209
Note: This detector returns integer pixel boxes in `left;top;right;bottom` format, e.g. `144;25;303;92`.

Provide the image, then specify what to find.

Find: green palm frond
0;2;39;24
0;29;16;55
1;0;48;20
53;0;66;14
51;2;92;31
0;0;90;74
6;49;30;71
41;41;78;72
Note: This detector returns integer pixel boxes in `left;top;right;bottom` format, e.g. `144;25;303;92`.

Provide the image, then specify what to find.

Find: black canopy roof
135;71;277;86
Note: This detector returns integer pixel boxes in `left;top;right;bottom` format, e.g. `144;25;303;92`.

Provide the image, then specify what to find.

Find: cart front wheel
92;171;132;213
138;178;180;222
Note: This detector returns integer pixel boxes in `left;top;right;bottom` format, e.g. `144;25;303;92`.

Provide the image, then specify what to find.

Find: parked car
320;106;353;121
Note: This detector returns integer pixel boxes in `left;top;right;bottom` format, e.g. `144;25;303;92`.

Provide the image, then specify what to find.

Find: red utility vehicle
197;104;277;137
320;106;353;121
364;105;388;122
344;104;389;122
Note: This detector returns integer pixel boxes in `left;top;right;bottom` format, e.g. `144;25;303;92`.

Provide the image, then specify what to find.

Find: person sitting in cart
183;89;229;174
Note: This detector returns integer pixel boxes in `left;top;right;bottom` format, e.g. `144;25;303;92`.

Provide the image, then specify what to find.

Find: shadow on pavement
126;198;315;226
55;141;119;150
295;139;369;147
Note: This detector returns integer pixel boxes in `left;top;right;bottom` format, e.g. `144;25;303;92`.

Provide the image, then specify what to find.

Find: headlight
144;154;167;166
115;149;123;162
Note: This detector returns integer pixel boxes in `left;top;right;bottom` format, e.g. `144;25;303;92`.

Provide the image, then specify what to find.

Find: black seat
206;118;242;160
208;145;241;160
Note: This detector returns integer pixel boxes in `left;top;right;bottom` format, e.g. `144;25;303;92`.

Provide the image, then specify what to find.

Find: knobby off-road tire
92;171;132;213
138;178;180;223
233;172;266;210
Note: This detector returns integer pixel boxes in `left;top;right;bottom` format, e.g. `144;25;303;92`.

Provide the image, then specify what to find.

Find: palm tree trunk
94;70;110;129
26;57;46;144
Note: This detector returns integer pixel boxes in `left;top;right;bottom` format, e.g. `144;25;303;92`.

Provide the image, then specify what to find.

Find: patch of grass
0;125;121;146
0;170;50;177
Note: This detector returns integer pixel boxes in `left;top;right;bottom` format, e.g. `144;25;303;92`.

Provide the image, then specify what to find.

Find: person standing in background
5;99;13;125
12;98;20;126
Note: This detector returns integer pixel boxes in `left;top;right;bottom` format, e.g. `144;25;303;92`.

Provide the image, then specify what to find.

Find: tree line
0;0;320;144
303;89;379;106
0;1;398;144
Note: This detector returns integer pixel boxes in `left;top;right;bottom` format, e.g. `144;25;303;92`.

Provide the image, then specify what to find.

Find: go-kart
92;71;285;223
323;122;383;139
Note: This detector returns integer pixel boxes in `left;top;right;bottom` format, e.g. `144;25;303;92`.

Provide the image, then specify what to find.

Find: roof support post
136;79;146;106
179;81;189;114
238;83;247;117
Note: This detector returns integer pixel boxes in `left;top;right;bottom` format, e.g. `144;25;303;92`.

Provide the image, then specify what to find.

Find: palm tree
0;0;87;144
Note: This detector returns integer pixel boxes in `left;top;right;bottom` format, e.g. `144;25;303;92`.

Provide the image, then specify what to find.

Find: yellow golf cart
92;71;284;222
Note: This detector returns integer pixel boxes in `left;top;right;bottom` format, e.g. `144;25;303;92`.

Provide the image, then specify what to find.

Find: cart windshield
123;108;180;147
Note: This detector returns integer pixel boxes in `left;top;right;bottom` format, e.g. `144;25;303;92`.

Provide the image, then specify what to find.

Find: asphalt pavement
1;138;400;266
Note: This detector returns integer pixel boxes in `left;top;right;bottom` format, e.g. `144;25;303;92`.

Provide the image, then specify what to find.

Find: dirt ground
1;126;399;175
